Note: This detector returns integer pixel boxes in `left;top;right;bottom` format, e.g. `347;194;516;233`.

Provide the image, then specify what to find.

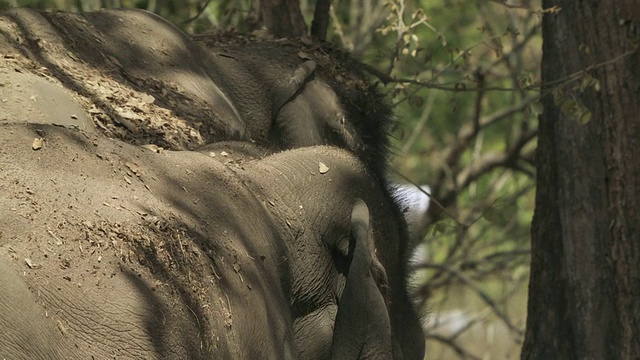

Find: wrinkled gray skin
272;59;318;115
0;124;419;359
200;142;425;360
269;59;358;152
272;75;356;151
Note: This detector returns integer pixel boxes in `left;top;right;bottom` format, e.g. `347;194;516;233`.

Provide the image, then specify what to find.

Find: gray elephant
2;8;394;179
0;124;424;359
1;8;425;358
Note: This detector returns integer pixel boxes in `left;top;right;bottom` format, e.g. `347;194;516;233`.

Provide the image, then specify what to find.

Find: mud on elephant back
0;7;394;179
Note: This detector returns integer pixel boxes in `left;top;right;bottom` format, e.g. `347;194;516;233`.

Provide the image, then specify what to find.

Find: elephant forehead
238;147;378;200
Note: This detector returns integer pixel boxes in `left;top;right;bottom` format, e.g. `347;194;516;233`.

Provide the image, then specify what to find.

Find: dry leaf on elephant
140;144;163;153
318;162;329;174
32;137;45;150
140;93;155;104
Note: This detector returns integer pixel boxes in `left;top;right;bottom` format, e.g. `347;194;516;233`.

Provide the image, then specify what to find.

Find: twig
417;262;525;336
455;129;537;192
371;43;638;94
426;334;482;360
472;70;485;136
181;0;213;25
400;91;436;155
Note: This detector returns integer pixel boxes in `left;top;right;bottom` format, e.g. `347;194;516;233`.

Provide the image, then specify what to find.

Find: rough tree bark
522;1;640;359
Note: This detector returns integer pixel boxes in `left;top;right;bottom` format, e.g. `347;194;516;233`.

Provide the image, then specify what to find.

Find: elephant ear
330;198;394;360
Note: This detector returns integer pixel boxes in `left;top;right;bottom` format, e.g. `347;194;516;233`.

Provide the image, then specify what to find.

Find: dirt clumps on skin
0;8;379;152
0;122;272;356
0;9;207;150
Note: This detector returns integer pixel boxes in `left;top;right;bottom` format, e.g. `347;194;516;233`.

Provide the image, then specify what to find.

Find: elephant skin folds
0;124;418;359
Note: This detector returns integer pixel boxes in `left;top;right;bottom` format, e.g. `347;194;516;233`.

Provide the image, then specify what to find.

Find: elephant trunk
330;198;393;360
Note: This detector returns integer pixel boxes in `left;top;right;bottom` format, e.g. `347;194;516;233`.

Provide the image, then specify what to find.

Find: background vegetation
1;0;543;358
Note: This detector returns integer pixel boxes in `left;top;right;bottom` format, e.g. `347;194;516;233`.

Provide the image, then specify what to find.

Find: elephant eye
330;237;352;276
336;236;351;258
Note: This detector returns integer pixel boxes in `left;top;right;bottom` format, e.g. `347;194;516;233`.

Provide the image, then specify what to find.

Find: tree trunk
260;0;308;37
522;1;640;359
310;0;331;40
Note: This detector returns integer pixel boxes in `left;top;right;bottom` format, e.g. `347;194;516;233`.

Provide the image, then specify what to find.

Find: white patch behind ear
393;184;431;248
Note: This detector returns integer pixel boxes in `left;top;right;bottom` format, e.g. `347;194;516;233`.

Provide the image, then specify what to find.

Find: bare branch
426;334;483;360
455;129;537;192
181;0;213;25
401;92;436;155
417;262;525;337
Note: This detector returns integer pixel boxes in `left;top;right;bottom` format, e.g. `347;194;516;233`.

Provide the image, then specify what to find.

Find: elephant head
232;144;425;360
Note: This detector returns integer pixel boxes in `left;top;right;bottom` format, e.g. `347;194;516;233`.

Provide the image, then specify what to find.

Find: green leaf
560;99;577;115
577;109;592;124
483;199;518;225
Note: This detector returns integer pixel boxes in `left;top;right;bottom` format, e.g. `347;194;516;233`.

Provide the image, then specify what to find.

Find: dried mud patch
1;8;219;150
85;217;230;350
0;8;384;153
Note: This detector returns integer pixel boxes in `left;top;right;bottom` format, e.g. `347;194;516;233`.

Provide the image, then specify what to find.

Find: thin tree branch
455;129;537;192
417;262;525;336
426;334;482;360
400;91;436;155
181;0;213;25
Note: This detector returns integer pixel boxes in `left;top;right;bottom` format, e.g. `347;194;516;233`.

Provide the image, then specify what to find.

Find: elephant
0;123;425;359
1;8;394;179
1;8;425;358
195;39;395;179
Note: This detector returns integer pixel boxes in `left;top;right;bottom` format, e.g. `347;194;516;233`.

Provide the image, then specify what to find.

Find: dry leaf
32;137;45;150
298;51;311;59
140;94;155;104
140;144;162;153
